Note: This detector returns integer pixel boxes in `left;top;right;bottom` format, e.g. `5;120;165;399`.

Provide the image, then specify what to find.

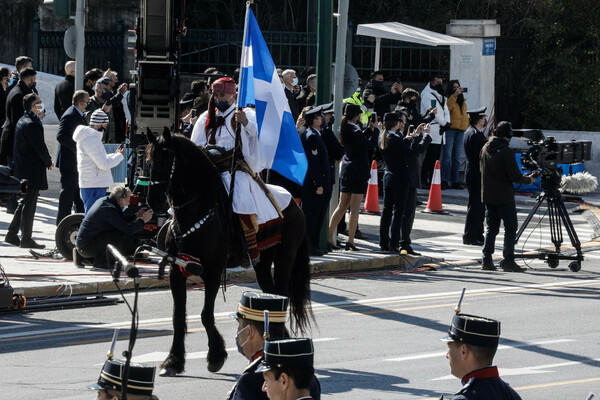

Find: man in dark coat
56;90;89;225
301;107;331;256
4;94;53;249
441;313;522;400
0;67;10;129
75;186;153;269
53;61;76;120
1;67;37;167
317;103;344;193
105;70;129;143
362;71;403;118
480;121;535;272
462;107;488;247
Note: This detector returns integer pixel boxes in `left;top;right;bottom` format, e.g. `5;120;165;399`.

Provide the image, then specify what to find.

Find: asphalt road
1;263;599;400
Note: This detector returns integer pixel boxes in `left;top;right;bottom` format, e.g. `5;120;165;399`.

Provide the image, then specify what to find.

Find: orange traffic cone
422;160;449;214
362;160;380;214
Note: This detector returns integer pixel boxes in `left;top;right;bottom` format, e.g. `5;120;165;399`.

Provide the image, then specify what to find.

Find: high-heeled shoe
344;242;359;251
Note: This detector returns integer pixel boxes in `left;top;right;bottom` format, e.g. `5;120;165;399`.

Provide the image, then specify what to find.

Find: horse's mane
167;134;221;188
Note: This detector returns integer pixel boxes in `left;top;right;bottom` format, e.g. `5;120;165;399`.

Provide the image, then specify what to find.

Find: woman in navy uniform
301;107;331;256
462;107;488;247
327;104;372;251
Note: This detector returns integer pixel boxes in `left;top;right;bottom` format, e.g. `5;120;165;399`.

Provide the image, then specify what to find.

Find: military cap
318;102;334;114
179;93;196;106
383;112;400;123
256;338;314;372
234;291;289;323
343;103;362;117
88;359;156;397
441;313;501;348
211;77;236;94
467;106;487;117
304;106;324;117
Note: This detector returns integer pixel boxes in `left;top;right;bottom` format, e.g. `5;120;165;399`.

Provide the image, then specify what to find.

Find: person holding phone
73;110;125;213
420;75;450;188
443;80;469;190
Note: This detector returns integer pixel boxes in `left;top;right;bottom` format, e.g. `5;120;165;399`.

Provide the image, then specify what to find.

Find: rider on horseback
190;77;291;266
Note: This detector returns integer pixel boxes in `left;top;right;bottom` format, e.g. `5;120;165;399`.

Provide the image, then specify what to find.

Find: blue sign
483;38;495;56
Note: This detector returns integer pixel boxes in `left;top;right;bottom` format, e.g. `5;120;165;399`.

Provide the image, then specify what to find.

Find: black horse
145;128;312;375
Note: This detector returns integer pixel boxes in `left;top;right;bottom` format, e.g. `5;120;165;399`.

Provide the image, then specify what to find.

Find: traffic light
42;0;71;18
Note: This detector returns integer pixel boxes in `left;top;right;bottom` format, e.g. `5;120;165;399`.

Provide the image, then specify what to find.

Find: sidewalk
1;183;600;300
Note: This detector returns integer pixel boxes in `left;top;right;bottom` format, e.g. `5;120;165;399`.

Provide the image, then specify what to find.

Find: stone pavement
2;185;600;301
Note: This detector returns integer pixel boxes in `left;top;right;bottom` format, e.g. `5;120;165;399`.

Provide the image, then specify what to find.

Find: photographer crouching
74;186;153;269
481;122;535;272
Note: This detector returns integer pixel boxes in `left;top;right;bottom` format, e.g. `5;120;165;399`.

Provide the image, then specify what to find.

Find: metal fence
32;17;125;77
180;28;450;81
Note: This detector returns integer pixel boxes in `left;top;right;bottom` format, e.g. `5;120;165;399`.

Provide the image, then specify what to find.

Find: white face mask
292;77;298;86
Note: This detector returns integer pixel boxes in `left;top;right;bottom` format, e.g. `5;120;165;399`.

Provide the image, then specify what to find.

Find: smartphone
370;112;377;123
430;99;437;108
462;87;468;93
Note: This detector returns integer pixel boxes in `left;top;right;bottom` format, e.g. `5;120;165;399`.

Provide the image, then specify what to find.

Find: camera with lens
514;129;592;170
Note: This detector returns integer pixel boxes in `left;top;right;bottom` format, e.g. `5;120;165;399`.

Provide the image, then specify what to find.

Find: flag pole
236;1;252;109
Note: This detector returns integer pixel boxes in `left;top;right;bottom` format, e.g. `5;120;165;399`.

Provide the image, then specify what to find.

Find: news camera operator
480;121;535;272
74;186;153;270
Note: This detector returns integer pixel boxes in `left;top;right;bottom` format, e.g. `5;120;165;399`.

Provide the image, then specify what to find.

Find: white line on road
385;339;574;362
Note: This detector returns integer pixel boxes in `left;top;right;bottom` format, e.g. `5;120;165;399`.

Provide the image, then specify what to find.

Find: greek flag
238;8;308;186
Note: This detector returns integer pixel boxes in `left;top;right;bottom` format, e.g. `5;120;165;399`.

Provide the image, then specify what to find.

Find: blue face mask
235;325;249;356
8;77;14;86
101;90;112;101
121;205;128;212
215;101;230;112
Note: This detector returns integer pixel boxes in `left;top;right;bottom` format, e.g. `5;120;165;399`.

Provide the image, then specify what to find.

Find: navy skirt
339;177;369;194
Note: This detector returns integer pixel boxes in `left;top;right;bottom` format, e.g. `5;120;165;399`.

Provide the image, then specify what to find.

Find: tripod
515;168;583;272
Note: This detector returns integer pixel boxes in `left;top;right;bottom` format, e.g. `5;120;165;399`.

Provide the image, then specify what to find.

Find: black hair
495;121;513;138
15;56;33;71
19;67;36;80
465;343;497;366
241;319;288;339
431;74;444;83
0;66;10;80
84;70;101;83
191;79;208;95
271;366;315;390
370;71;384;80
22;93;39;111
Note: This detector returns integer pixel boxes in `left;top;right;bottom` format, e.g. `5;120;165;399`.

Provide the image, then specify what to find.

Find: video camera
513;129;592;170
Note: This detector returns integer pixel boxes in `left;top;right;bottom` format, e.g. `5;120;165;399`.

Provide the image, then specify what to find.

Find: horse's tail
288;233;314;335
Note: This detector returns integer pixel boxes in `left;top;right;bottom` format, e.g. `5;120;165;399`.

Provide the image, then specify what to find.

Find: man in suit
56;90;89;225
54;61;76;120
4;94;53;249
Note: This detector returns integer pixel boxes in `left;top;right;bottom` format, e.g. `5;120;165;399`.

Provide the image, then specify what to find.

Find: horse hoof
207;359;226;373
159;367;178;377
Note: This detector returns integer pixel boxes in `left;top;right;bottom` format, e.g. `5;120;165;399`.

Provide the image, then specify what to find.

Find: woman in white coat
73;110;125;212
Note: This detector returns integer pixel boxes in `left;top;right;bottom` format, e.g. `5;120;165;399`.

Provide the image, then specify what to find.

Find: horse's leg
202;263;228;373
159;263;188;376
254;248;276;293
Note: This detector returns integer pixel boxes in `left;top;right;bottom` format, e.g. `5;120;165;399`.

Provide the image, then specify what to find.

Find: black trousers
77;229;139;267
483;203;518;261
57;170;84;225
400;186;417;247
380;185;407;250
302;190;331;250
421;143;441;187
8;190;39;240
463;181;485;242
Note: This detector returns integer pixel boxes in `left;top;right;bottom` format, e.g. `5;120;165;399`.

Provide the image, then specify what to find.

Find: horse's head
145;127;175;214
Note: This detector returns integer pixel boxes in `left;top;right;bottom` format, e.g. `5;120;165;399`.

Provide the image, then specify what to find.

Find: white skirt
220;171;292;224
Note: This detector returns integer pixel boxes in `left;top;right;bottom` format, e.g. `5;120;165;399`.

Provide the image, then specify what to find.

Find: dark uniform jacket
85;96;115;143
1;81;34;162
284;87;300;122
406;132;432;189
54;75;75;119
56;105;87;172
76;195;144;248
13;112;52;190
227;350;322;400
0;86;6;129
379;131;410;189
339;123;372;184
463;125;486;187
109;91;127;143
301;127;330;194
448;366;521;400
480;137;530;205
320;124;344;190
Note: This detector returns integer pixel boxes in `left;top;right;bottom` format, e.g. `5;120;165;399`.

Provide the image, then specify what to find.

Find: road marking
128;337;339;364
343;302;459;316
387;339;574;362
431;357;600;381
2;279;598;342
514;376;600;390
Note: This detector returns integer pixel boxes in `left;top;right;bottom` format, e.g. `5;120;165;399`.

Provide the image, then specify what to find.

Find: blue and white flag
238;8;308;186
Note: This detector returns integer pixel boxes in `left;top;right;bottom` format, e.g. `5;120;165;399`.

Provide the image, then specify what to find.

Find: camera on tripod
514;129;592;170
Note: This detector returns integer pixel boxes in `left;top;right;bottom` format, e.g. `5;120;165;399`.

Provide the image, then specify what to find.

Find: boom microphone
107;244;139;278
